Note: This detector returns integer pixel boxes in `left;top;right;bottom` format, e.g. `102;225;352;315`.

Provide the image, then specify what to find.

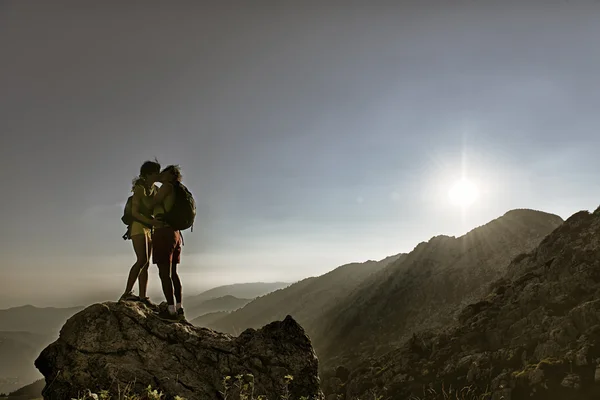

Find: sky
1;0;600;307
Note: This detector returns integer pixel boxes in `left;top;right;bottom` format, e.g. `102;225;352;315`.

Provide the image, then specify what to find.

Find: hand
151;219;165;228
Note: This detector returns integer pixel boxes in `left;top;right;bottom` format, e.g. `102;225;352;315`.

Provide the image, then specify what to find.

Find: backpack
121;194;153;227
162;182;196;231
121;196;136;226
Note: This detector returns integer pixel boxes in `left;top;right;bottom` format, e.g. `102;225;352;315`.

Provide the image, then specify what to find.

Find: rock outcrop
344;208;600;400
35;301;324;400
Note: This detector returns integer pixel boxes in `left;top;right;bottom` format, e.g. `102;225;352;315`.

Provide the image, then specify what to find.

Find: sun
448;178;479;207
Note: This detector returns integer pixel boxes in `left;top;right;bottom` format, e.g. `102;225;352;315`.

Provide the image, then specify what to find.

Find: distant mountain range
0;306;85;394
3;379;43;399
0;295;21;311
0;332;50;394
0;305;83;393
186;295;251;320
190;311;230;328
0;306;84;336
184;282;290;314
204;253;405;336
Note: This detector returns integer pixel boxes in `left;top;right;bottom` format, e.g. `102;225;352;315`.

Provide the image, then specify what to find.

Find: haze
1;0;600;308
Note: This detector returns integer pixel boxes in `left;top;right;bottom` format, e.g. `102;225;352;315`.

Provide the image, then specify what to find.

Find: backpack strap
161;181;178;221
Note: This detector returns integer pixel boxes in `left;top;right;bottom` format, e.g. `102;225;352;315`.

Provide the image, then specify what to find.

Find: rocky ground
35;301;324;400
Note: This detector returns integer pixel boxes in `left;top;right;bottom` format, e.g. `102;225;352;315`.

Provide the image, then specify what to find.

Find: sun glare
448;178;479;207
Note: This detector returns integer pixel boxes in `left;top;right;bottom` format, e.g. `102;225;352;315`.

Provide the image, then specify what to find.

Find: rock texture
316;209;564;371
344;208;600;400
35;301;324;400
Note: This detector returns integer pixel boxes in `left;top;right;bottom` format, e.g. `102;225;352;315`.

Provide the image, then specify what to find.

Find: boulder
35;301;324;400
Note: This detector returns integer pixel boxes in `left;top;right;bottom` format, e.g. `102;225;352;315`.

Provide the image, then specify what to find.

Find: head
160;165;182;183
139;160;161;183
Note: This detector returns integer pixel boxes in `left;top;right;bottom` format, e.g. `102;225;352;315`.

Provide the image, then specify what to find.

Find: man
148;165;186;321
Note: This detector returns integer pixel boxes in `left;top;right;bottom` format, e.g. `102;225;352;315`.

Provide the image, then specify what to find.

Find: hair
162;164;182;182
131;159;161;192
140;159;161;177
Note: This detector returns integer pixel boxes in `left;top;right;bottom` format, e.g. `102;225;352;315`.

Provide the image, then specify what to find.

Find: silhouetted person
119;160;164;304
149;165;186;320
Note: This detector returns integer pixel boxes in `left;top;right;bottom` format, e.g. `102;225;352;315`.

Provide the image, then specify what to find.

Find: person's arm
146;182;173;210
131;186;161;227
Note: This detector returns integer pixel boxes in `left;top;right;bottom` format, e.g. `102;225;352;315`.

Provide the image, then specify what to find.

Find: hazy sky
2;1;600;307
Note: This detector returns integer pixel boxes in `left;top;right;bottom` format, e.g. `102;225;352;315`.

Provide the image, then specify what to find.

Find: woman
119;160;163;304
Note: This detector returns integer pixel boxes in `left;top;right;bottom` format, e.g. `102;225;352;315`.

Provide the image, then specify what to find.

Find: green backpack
162;182;196;231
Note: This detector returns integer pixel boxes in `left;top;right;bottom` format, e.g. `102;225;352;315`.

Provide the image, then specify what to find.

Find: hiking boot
119;291;139;302
157;308;179;322
139;296;155;307
177;307;185;320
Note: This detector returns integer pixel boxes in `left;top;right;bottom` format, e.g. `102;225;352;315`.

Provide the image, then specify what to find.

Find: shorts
152;227;182;265
130;221;152;239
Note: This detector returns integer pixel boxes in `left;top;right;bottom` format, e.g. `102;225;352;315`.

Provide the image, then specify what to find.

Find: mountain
0;305;83;335
6;379;43;400
0;332;50;394
342;208;600;400
316;209;563;371
184;282;290;314
190;311;230;327
0;295;20;311
186;295;251;320
205;253;405;336
0;305;82;395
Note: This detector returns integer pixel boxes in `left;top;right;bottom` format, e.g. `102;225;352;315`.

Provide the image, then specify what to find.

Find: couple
119;160;194;321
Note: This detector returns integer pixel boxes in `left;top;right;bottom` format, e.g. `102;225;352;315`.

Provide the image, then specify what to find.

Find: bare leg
123;234;149;296
158;263;175;305
138;235;152;298
171;262;182;304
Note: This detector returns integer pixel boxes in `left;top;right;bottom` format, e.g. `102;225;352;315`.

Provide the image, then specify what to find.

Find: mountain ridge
184;282;290;314
342;207;600;399
0;306;83;335
205;254;406;336
186;295;252;320
0;331;50;394
315;209;564;370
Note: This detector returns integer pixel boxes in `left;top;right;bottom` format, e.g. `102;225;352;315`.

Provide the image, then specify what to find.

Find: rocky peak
316;209;563;370
35;301;324;400
344;208;600;399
